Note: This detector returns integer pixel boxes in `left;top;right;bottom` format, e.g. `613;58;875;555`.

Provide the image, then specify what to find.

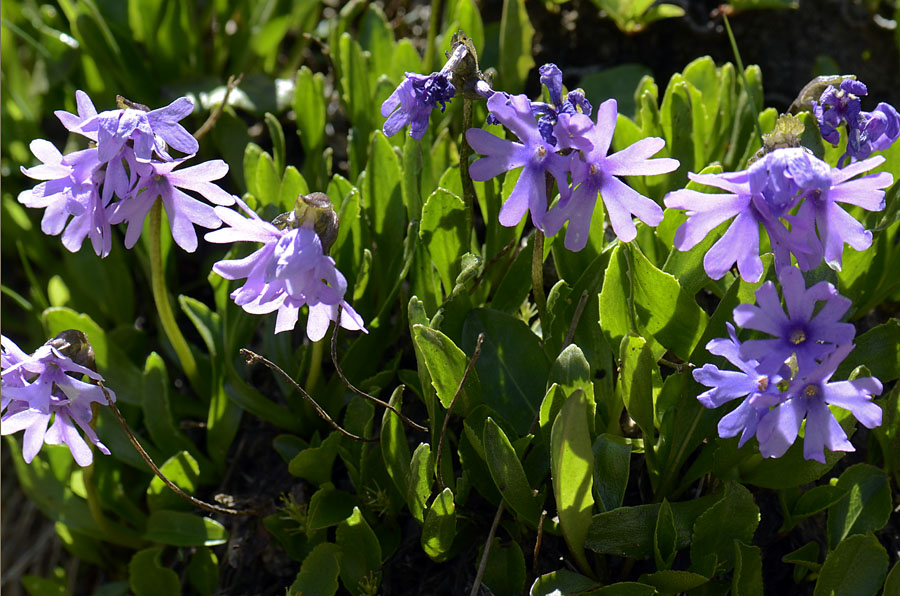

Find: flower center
756;377;768;392
804;384;820;398
790;329;806;345
536;145;547;158
589;163;599;176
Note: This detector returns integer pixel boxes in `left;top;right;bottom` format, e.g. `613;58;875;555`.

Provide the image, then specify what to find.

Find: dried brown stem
469;500;505;596
435;333;485;490
193;73;244;141
563;290;590;349
332;305;428;432
240;348;377;442
98;381;250;516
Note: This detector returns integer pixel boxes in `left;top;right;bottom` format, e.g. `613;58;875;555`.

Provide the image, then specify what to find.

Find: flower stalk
148;200;202;394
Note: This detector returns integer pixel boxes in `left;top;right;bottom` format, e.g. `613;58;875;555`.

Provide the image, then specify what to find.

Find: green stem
83;464;144;549
149;201;201;394
424;0;442;72
531;229;548;336
305;337;324;395
722;13;764;143
460;97;477;252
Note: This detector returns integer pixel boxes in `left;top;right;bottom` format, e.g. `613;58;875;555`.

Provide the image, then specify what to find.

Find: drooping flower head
542;98;679;249
693;323;787;447
1;332;115;467
733;266;855;376
381;72;456;140
813;79;900;166
755;344;882;463
205;196;366;341
530;63;592;145
466;92;577;228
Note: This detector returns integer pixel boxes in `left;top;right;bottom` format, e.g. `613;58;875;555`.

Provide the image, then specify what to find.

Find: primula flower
381;72;455;139
205;202;366;341
1;335;115;467
664;147;889;280
755;344;882;463
54;90;99;140
466;93;576;227
693;323;786;448
79;97;200;163
813;79;900;165
18;140;112;257
530;63;592;145
109;158;234;252
733;266;854;376
542;99;679;249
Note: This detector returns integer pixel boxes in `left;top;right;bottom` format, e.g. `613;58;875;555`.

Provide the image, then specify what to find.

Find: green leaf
143;511;228;546
307;487;358;532
629;243;708;360
381;386;412;496
264;112;286;175
288;432;341;486
336;507;381;596
599;244;633;355
483;417;541;527
586;494;719;558
462;308;550;435
420;189;468;296
592;434;631;512
141;352;200;460
279;166;310;213
547;344;596;431
341;34;372;178
362;131;406;283
187;547;219;596
480;539;527;596
498;0;534;93
407;442;434;524
422;488;457;562
690;482;759;573
733;541;763;596
884;560;900;596
550;389;595;574
827;464;892;549
814;533;888;596
255;151;281;207
243;142;263;198
835;319;900;383
530;570;599;596
637;569;709;593
290;542;342;596
783;542;822;583
784;484;847;528
654;499;677;571
412;324;482;416
295;66;327;187
619;334;656;439
146;451;200;513
129;547;180;596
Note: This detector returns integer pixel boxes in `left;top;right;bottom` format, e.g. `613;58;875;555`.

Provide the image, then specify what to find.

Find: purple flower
531;63;592;145
813;80;900;165
663;148;873;281
791;156;892;270
78;97;200;163
381;72;455;140
466;93;575;228
109;158;234;252
693;323;786;447
733;266;855;376
1;336;115;466
755;344;882;463
18;140;113;257
54;90;98;140
205;203;366;341
542;99;679;249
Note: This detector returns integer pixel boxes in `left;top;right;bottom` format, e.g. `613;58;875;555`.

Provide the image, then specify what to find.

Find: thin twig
435;333;485;490
533;509;547;576
532;229;549;333
469;501;505;596
240;348;378;442
562;290;590;349
98;381;250;516
332;305;428;432
193;73;244;141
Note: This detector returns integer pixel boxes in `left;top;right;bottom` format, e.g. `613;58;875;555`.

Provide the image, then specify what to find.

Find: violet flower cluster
381;72;456;140
813;79;900;166
694;266;882;463
204;200;366;340
466;64;679;250
18;90;234;256
1;335;115;467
